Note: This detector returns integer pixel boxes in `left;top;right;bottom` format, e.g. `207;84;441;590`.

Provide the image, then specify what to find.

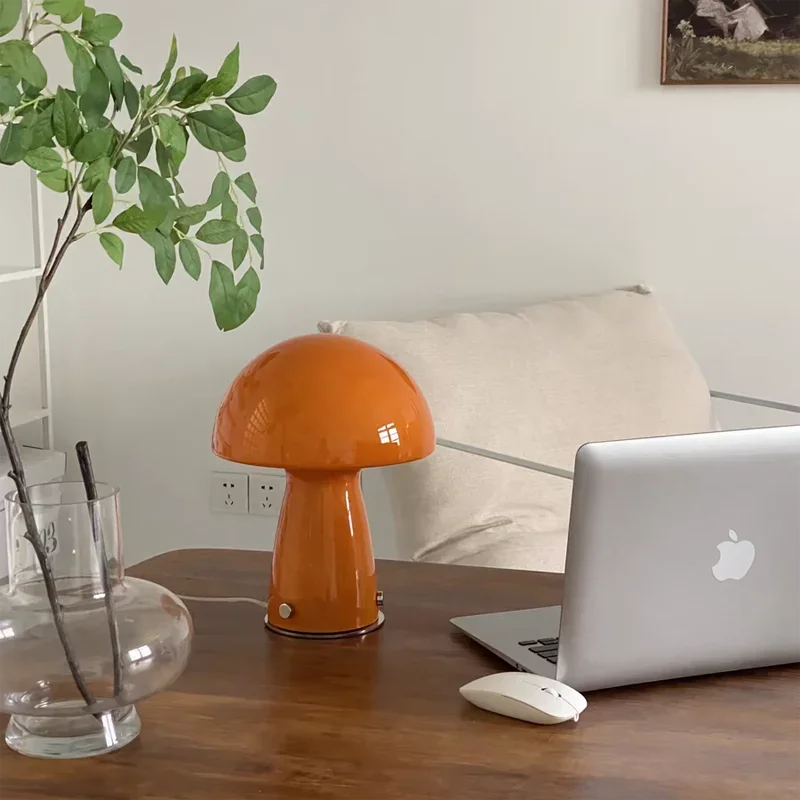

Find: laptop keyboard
518;637;559;664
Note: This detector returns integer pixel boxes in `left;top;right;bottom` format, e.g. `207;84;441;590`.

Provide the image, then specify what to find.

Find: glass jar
0;482;193;759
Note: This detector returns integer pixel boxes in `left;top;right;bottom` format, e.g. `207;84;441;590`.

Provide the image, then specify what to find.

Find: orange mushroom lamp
212;333;435;638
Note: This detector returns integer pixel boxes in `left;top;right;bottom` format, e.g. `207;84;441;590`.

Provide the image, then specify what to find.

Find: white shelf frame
1;168;53;446
0;266;44;284
31;167;54;450
0;0;52;448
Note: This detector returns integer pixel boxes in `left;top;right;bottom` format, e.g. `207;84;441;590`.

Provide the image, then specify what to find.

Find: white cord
179;594;268;609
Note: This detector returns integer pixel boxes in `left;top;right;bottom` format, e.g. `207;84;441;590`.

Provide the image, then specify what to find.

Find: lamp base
265;611;385;640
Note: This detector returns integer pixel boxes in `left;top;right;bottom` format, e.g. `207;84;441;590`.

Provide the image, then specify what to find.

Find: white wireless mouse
459;672;588;725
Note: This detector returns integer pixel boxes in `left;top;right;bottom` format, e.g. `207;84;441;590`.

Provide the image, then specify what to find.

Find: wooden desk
2;549;798;799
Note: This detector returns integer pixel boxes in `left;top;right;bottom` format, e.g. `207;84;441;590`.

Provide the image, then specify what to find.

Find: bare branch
32;29;59;48
76;442;124;699
0;194;96;712
2;197;90;411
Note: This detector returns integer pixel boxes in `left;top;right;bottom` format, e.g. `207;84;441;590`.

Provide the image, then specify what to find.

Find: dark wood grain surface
1;549;798;800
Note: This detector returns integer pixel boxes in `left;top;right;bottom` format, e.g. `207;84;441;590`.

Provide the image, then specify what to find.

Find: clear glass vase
0;482;193;759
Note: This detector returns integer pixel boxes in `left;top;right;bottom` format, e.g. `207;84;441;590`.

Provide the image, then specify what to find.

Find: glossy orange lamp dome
212;333;435;638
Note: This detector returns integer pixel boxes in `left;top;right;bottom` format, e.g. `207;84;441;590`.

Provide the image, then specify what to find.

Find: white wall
2;0;798;566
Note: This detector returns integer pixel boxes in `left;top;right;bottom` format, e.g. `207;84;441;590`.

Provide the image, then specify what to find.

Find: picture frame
661;0;800;84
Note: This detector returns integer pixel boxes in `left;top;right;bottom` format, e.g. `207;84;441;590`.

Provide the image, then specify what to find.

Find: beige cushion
319;287;712;572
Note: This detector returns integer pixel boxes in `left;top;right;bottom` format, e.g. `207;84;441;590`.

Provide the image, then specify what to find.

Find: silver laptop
451;426;800;692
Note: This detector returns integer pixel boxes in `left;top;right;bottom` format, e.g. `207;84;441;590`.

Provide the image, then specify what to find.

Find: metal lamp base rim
265;610;385;639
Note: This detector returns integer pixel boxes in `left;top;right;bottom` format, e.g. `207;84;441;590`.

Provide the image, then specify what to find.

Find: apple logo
712;530;755;581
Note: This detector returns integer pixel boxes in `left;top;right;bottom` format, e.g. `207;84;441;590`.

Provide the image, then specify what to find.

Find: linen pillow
319;287;712;572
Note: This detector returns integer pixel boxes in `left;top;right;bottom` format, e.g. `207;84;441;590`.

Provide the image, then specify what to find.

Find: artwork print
662;0;800;83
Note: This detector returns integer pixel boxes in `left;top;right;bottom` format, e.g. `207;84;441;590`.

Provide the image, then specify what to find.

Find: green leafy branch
0;0;276;331
0;0;277;713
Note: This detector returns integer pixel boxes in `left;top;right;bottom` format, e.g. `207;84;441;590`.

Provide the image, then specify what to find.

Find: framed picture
662;0;800;84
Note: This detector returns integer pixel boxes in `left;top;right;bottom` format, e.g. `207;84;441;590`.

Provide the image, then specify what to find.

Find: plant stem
0;463;97;708
76;442;123;699
0;195;95;708
0;94;53;125
216;154;255;269
32;29;59;48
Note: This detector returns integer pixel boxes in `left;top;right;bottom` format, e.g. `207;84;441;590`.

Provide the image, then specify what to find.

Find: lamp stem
267;470;379;637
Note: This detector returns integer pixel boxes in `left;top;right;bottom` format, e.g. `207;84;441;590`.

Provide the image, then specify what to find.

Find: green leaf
114;155;136;193
120;54;142;75
81;6;95;25
225;75;276;115
179;80;214;109
234;172;257;203
0;0;22;37
155;202;178;238
157;114;187;170
99;231;123;267
140;229;176;284
175;203;206;225
61;32;79;62
130;127;152;164
231;228;248;269
250;233;264;266
23;147;62;172
43;0;84;23
206;171;229;209
20;78;42;99
207;42;239;97
196;219;239;244
20;105;53;150
223;145;246;162
38;168;71;192
187;107;245;153
112;204;165;234
168;72;206;103
137;165;172;213
72;127;113;161
209;262;260;331
80;12;122;46
221;194;237;222
61;0;84;23
0;40;47;89
0;122;23;164
157;114;181;146
94;45;124;111
81;155;110;190
53;87;82;148
155;139;172;178
246;206;262;232
79;66;109;124
71;45;94;95
179;239;201;280
92;179;113;223
123;78;139;117
0;65;19;106
156;34;177;88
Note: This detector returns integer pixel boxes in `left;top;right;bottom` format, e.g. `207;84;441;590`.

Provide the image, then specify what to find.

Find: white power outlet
211;472;249;514
248;472;286;516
